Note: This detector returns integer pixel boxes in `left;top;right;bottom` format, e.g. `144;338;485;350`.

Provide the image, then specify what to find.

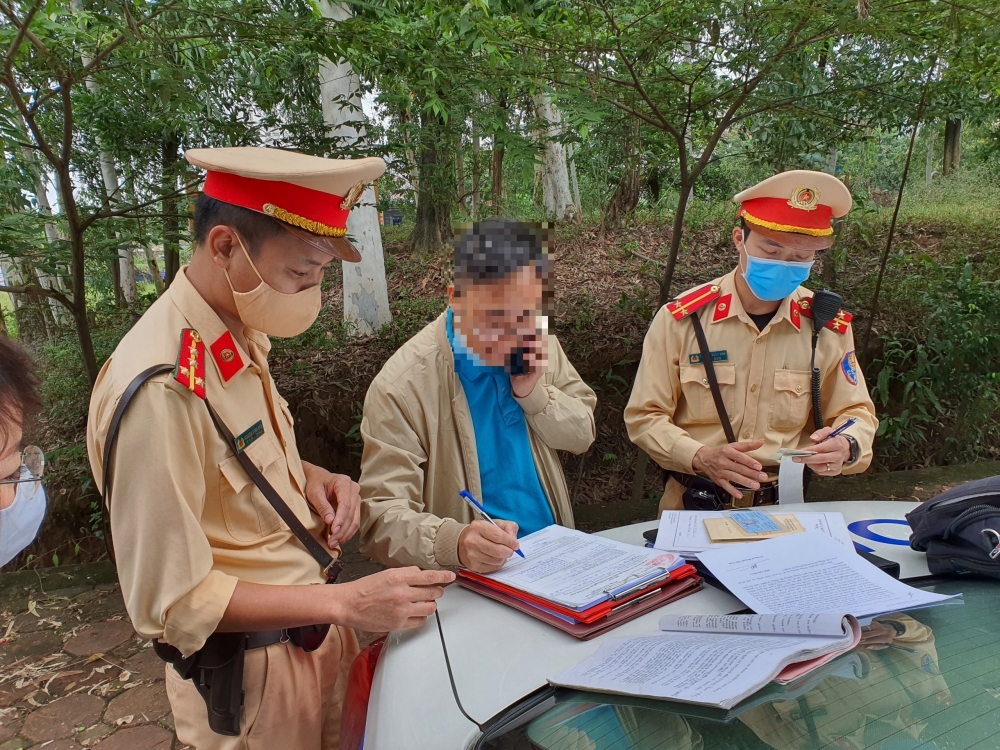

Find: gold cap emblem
220;349;235;363
340;182;366;211
788;186;820;211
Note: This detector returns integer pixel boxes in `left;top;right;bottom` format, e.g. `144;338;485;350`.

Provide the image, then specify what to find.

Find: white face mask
0;472;46;568
224;236;322;338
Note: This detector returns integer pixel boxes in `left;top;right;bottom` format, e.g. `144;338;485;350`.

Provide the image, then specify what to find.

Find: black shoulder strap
101;364;342;582
203;399;342;582
689;310;737;444
102;364;175;563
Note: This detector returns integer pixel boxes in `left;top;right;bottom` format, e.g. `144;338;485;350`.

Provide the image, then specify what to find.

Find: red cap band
203;171;350;235
739;197;834;236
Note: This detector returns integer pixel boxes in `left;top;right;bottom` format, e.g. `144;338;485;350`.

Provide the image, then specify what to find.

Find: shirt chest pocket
768;370;812;431
679;364;736;424
218;435;286;542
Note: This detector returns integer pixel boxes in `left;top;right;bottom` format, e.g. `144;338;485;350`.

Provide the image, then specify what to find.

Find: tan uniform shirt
87;267;328;657
359;313;597;570
625;270;877;510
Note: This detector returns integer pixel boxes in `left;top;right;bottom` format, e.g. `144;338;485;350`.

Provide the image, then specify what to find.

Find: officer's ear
732;225;746;252
205;225;242;270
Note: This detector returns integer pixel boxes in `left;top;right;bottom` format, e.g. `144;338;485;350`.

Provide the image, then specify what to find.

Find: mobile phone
507;346;530;376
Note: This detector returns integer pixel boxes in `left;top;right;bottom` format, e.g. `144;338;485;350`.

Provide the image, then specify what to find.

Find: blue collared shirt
447;308;554;537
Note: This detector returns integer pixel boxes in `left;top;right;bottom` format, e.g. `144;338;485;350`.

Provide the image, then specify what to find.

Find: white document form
548;618;855;709
654;510;852;558
697;531;961;619
484;525;682;610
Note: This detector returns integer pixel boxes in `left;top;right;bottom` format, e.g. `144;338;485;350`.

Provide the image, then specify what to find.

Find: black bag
906;475;1000;579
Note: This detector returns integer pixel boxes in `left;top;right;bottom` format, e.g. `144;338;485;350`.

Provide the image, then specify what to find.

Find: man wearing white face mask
625;170;878;514
0;338;46;569
87;147;454;749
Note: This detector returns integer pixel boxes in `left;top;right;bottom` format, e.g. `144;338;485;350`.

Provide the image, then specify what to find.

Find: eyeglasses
0;446;45;496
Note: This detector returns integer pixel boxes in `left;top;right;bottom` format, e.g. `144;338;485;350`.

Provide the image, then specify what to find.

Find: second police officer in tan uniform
87;147;453;749
626;170;878;513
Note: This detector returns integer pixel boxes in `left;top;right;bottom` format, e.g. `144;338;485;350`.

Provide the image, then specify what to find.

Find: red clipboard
458;564;699;624
458;575;704;639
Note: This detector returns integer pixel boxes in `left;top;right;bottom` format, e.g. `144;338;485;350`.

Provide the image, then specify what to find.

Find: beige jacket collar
710;268;806;333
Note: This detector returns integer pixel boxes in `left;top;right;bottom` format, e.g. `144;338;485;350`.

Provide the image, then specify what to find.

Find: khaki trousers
659;478;686;514
166;626;360;750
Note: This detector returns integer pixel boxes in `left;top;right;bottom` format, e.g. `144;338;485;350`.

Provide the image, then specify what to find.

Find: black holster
156;633;247;736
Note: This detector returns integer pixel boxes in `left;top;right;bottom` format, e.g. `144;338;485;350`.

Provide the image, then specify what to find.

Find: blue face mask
741;254;814;301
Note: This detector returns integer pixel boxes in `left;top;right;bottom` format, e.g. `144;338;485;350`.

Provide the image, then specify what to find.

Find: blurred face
449;265;544;367
0;420;23;509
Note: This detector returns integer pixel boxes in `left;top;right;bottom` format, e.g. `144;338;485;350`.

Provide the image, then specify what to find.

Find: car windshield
478;578;999;750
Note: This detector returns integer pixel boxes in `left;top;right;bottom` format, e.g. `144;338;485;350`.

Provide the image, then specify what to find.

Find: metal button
750;384;757;393
742;432;751;439
795;385;802;393
755;337;762;344
702;378;709;385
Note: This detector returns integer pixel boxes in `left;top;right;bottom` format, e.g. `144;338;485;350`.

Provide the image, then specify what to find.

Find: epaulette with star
666;283;723;321
797;296;853;334
173;328;206;399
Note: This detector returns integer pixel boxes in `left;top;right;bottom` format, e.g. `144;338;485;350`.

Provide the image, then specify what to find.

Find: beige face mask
225;236;322;338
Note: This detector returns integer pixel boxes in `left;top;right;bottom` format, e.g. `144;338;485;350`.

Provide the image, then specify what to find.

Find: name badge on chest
689;350;728;365
235;420;265;454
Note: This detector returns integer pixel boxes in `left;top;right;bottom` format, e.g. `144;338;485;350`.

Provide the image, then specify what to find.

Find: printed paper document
549;612;860;709
697;531;961;619
654;510;852;558
485;525;682;610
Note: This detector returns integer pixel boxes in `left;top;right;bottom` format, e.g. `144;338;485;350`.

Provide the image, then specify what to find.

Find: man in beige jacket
360;219;597;573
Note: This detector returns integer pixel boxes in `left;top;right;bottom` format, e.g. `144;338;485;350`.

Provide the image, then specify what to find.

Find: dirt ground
0;543;383;750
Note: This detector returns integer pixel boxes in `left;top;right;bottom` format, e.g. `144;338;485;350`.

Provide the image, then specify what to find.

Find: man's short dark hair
453;218;549;294
0;338;42;450
193;193;285;253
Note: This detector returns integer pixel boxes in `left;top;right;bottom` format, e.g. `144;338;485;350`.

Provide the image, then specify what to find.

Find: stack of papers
549;612;861;709
654;510;853;559
549;530;962;707
696;531;961;621
458;526;700;637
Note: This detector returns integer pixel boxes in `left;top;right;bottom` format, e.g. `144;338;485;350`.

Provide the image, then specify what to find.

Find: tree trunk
23;147;72;327
567;142;582;215
656;179;693;308
72;0;136;305
471;121;481;220
456;147;468;216
532;91;578;222
825;146;838;174
646;166;660;203
491;144;505;216
942;118;962;177
925;125;935;185
318;0;393;336
0;258;48;342
410;115;452;254
142;244;166;295
161;135;181;286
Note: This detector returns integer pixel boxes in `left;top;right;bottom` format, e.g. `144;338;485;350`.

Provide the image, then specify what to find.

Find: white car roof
364;500;925;750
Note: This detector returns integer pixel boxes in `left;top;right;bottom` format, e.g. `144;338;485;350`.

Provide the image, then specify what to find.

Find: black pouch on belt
155;633;246;736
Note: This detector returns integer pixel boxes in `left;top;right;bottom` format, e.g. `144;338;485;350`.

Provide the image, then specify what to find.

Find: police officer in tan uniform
87;147;453;749
625;171;878;513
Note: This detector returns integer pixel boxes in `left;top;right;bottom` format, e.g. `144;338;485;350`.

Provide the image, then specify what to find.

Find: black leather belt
245;629;289;649
670;472;778;509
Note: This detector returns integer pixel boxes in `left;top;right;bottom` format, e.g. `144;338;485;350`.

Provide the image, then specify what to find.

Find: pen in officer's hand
459;490;525;558
818;417;857;443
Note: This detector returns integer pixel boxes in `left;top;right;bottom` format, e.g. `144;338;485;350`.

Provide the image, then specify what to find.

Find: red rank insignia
798;297;852;334
789;300;802;330
666;283;722;321
713;294;732;322
210;330;244;382
173;328;206;399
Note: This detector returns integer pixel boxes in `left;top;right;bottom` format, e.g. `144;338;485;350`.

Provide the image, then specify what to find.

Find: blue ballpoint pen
821;417;858;442
459;490;526;558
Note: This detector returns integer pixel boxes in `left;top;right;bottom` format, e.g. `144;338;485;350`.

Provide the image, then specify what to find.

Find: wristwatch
844;435;860;465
